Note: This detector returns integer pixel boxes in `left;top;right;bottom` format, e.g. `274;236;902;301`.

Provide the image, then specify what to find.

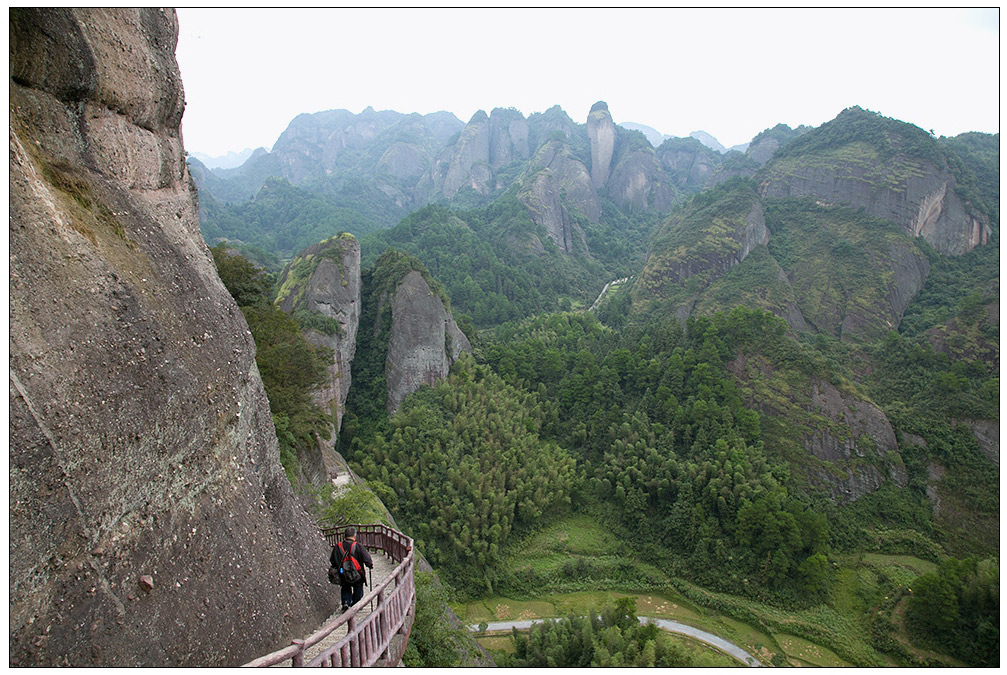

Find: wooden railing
242;524;416;667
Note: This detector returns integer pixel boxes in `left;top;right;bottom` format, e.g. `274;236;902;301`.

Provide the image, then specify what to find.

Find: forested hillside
197;104;998;667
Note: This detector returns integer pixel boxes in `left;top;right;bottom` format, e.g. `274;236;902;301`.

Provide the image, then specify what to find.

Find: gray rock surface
385;271;471;414
439;110;491;199
9;8;333;666
805;380;907;503
587;102;616;189
489;107;529;170
607;145;676;213
760;153;991;255
517;140;597;253
656;138;721;191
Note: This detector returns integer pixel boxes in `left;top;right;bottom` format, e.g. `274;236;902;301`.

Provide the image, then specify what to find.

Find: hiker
330;526;374;611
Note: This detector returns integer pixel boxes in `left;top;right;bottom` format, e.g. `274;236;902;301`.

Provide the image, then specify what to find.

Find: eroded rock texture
9;8;332;666
385;271;471;415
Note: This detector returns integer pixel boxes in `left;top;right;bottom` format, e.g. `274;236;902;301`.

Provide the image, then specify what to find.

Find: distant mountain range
190;147;261;170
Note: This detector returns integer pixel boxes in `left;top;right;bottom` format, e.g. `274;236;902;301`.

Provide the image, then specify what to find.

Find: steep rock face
271;106;404;184
729;354;906;504
9;8;333;666
635;186;768;306
384;270;471;414
437;110;492;199
804;380;907;503
488;107;530;170
377;140;428;179
587;101;616;189
527;104;582;150
607;143;676;212
746;136;781;166
759;110;991;255
516;140;597;253
762;159;989;255
656;137;722;192
275;235;362;481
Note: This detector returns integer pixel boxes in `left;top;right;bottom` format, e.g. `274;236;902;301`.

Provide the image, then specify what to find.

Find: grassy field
455;515;965;667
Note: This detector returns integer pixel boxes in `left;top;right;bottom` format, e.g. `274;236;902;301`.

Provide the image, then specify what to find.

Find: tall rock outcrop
729;354;907;504
606;129;677;213
516;139;598;254
759;107;991;255
437;110;492;199
488;107;530;170
359;252;471;416
9;8;332;666
656;136;722;192
275;234;362;480
385;270;472;414
587;101;616;190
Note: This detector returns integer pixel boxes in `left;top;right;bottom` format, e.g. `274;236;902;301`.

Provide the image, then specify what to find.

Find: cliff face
516;139;597;253
488;107;530;170
607;142;677;213
729;354;907;504
384;270;471;414
656;137;722;192
275;235;362;480
759;109;991;256
9;8;332;666
635;184;767;309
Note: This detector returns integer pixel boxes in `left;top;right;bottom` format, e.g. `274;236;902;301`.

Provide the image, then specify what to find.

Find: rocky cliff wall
760;149;990;255
516;140;597;253
439;110;492;199
607;146;677;213
384;270;471;415
9;8;333;666
489;107;530;170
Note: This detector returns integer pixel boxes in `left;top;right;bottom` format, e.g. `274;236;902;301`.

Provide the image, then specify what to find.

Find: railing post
291;639;305;667
348;616;359;667
377;589;390;661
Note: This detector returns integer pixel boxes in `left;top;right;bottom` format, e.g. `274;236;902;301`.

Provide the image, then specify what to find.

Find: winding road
469;616;763;667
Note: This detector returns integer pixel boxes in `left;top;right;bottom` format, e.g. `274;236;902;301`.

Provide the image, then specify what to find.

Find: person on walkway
330;526;374;611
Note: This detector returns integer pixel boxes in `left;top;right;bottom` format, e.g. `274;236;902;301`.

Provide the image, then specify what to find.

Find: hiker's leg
351;583;364;605
341;584;353;608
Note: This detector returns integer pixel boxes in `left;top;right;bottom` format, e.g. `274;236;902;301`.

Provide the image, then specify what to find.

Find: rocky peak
606;128;677;212
517;139;598;253
435;110;492;199
635;181;767;312
488;107;530;170
587;100;616;189
9;8;332;666
656;136;722;192
369;254;471;415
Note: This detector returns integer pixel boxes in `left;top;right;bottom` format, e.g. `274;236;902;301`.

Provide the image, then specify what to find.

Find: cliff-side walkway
243;525;415;667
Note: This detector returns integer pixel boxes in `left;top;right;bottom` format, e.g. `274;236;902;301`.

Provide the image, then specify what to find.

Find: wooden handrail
242;524;416;667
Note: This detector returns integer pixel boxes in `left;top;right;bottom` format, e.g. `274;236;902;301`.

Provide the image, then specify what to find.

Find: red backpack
336;541;364;585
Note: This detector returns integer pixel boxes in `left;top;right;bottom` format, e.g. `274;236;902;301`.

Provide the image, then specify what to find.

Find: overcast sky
175;8;1000;158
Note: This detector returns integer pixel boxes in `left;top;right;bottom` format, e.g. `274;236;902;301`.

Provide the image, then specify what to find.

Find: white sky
175;7;1000;158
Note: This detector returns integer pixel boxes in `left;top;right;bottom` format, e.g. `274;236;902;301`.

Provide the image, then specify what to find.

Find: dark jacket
330;538;373;581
